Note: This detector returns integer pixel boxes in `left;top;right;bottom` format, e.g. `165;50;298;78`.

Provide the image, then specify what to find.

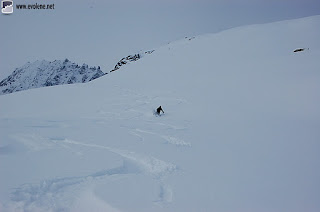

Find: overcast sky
0;0;319;78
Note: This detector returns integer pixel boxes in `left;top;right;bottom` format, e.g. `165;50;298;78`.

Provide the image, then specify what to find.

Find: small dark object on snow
156;106;164;115
294;48;305;53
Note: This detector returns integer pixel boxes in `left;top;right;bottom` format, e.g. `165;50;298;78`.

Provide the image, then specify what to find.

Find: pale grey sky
1;0;319;78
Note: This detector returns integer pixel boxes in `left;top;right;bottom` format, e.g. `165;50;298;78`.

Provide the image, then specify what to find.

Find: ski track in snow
96;92;191;147
55;138;177;178
10;159;139;212
156;182;174;204
9;136;177;210
6;90;189;210
133;128;191;147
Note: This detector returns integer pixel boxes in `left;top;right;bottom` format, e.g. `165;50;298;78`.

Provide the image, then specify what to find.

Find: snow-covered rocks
0;59;105;95
110;50;154;72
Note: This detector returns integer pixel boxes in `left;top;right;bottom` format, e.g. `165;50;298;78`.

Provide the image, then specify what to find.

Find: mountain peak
0;59;105;95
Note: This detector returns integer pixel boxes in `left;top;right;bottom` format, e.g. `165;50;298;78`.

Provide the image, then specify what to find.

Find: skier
156;106;164;115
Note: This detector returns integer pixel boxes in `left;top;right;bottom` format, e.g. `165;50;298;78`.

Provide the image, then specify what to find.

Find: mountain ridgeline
0;59;105;95
111;50;154;72
0;50;155;95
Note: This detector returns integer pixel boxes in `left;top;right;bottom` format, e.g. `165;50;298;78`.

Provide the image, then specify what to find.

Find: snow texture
0;16;320;212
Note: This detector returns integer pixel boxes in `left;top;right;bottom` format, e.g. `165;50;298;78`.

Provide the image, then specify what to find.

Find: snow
0;59;105;95
1;15;320;212
111;50;154;72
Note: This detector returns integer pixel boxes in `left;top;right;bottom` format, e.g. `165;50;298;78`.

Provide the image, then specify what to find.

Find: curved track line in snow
154;122;188;130
134;129;191;147
55;139;178;204
9;137;177;211
56;138;177;178
10;162;132;212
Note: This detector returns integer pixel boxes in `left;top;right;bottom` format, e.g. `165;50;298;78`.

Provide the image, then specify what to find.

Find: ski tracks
57;138;177;178
93;90;191;207
8;136;177;211
7;90;190;210
132;128;191;147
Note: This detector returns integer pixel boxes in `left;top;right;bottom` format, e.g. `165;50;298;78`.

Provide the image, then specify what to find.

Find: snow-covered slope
110;50;154;72
0;16;320;212
0;59;105;95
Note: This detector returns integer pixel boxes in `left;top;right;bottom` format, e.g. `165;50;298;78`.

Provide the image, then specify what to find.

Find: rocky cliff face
0;59;105;95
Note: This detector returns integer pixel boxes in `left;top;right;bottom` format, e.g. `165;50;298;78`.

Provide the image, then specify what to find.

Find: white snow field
1;16;320;212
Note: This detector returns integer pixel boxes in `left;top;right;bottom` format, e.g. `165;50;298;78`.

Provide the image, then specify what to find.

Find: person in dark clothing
156;106;164;115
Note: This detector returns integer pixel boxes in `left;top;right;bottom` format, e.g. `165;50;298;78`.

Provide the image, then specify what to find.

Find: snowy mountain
0;59;105;95
0;16;320;212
